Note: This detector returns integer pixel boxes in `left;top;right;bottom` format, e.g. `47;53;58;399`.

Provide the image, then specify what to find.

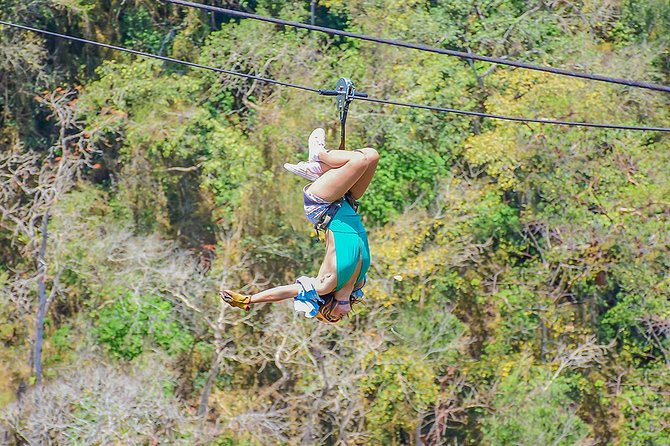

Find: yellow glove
219;290;251;311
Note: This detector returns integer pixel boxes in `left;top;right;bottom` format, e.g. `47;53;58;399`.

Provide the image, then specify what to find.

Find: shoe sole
308;129;326;162
283;163;318;181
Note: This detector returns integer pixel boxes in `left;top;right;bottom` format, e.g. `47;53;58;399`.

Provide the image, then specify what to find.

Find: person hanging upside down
220;128;379;323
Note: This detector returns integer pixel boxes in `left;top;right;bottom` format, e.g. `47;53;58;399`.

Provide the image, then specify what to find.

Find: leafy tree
1;0;669;444
479;363;591;446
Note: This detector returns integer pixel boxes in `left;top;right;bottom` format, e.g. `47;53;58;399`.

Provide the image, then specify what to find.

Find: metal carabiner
319;78;368;150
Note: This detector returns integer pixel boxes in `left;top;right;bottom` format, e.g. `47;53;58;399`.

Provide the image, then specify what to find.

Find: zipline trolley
319;78;368;149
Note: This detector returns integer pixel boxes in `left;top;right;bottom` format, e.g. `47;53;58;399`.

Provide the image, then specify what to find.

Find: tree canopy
1;0;669;444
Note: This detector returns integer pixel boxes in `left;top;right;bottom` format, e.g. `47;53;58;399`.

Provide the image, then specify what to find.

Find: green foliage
1;0;670;444
93;293;193;360
78;58;259;233
614;0;670;45
602;289;670;362
480;365;591;446
365;139;449;224
47;325;73;363
120;7;164;53
392;304;464;367
615;365;670;445
484;284;539;356
361;346;439;444
470;191;521;243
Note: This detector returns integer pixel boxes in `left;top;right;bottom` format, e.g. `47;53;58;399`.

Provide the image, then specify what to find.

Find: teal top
328;201;371;291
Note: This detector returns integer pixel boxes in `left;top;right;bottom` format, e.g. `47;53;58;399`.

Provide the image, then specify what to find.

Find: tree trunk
33;209;50;387
198;347;222;419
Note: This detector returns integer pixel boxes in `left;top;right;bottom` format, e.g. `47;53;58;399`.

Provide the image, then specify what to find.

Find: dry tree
0;88;96;386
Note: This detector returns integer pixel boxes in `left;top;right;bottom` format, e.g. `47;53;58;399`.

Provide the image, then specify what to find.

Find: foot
219;290;251;311
308;128;327;162
283;160;323;181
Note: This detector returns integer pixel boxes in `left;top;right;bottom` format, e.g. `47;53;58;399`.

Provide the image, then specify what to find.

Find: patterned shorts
303;185;332;225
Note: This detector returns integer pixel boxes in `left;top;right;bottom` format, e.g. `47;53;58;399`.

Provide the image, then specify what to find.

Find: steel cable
357;97;670;132
0;21;320;93
1;21;669;132
164;0;670;94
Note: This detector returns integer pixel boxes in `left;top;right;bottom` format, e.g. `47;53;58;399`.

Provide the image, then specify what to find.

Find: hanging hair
316;292;342;324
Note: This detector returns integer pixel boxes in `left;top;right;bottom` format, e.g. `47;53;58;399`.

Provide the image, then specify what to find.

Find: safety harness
314;192;359;235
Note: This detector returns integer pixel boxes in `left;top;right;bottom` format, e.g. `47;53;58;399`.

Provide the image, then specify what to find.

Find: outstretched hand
219;290;251;311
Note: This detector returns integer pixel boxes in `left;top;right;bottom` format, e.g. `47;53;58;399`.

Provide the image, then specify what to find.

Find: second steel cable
1;21;668;132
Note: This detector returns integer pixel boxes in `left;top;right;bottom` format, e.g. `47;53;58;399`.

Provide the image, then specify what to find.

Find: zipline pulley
319;78;368;149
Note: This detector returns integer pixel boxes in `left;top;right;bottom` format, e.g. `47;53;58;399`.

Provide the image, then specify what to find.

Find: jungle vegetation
0;0;669;444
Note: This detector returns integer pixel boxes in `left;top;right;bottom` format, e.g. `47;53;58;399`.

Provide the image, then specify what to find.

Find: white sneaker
308;128;327;162
283;161;323;181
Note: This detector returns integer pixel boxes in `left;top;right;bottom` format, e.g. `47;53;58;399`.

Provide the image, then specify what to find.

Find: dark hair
316;293;342;324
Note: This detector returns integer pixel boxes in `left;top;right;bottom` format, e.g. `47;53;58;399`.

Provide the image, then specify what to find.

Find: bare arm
247;273;336;304
249;284;301;303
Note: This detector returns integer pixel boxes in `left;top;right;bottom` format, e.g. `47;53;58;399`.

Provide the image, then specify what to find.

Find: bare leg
348;148;379;200
318;149;364;168
308;148;379;201
307;150;370;202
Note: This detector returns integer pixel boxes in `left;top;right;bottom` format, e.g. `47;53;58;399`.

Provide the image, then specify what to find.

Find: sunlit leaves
2;0;670;443
480;362;591;446
361;346;439;444
94;292;193;360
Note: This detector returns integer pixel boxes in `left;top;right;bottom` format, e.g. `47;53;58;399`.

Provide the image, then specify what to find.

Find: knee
363;148;379;164
349;151;369;173
356;148;379;166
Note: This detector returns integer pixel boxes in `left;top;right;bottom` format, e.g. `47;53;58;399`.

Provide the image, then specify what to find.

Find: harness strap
313;193;360;239
314;198;342;236
344;192;359;212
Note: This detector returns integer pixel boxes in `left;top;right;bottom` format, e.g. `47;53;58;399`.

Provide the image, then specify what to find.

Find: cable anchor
319;78;368;149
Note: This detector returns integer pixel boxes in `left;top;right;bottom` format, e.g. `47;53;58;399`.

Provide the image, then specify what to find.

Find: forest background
0;0;669;444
